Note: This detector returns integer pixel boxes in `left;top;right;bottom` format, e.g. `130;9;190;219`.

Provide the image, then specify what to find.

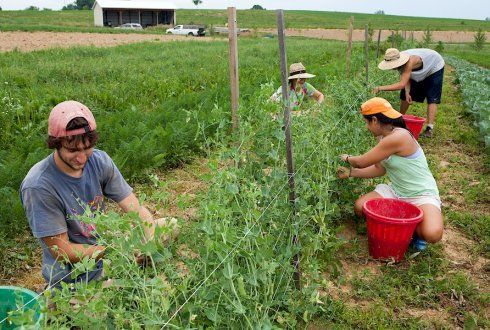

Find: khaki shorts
374;184;441;210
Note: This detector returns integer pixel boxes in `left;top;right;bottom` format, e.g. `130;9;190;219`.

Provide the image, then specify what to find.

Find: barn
93;0;177;28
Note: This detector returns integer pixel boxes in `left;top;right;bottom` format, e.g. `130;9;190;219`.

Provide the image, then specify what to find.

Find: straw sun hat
378;48;410;70
288;62;316;80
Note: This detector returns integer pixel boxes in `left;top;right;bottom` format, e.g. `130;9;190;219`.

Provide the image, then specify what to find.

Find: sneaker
421;126;433;138
410;233;427;251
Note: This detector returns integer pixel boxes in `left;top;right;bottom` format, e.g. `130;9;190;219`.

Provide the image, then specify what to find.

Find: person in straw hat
337;97;443;251
373;48;445;138
270;62;324;110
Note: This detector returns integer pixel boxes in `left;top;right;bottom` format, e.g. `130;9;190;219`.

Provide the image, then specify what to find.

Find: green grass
0;9;167;33
1;9;489;33
444;43;490;68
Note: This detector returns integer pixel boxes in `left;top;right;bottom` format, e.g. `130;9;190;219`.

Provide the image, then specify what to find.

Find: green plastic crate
0;286;44;329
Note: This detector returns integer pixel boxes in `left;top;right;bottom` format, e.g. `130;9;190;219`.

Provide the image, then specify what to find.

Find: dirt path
1;29;487;53
0;31;213;52
258;28;489;42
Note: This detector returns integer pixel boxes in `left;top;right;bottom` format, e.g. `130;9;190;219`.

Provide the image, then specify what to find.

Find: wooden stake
376;29;381;61
391;30;395;47
346;16;354;77
365;25;369;87
276;9;300;290
227;7;239;131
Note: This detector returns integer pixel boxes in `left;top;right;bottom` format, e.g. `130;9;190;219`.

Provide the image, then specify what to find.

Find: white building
93;0;177;28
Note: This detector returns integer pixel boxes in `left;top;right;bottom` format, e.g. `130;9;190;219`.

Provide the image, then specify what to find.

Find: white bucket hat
288;62;316;80
378;48;410;70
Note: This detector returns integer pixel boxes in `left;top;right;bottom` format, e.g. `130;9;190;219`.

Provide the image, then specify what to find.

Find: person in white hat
373;48;445;138
20;101;175;289
270;62;324;110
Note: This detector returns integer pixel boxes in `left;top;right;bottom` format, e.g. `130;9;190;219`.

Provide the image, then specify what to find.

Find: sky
0;0;488;21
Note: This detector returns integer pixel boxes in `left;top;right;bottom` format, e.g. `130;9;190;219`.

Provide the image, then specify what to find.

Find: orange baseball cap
48;101;97;137
361;97;402;119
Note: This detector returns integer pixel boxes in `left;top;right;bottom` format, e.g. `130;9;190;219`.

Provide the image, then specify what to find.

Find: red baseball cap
48;101;97;137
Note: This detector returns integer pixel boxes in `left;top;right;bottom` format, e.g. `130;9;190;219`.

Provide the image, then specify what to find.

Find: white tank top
402;49;445;82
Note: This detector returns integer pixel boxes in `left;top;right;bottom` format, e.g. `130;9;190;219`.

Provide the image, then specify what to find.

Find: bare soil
0;31;213;52
1;29;487;53
259;28;490;42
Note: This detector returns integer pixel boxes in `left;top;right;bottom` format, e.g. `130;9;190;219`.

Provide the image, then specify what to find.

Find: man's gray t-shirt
20;149;132;287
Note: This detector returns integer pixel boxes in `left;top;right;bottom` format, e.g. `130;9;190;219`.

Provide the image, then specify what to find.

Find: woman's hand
340;154;350;163
337;166;350;179
372;87;380;94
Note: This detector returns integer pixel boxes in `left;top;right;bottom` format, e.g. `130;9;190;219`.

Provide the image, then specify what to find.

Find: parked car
166;25;205;36
115;23;143;30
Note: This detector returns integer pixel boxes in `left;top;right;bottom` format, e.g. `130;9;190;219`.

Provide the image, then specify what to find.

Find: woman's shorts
400;67;444;104
374;183;441;210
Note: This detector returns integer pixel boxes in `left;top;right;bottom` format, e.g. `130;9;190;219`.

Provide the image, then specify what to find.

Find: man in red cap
20;100;159;288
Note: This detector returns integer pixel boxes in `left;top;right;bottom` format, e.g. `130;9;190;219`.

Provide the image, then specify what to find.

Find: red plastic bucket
402;115;426;140
363;198;423;262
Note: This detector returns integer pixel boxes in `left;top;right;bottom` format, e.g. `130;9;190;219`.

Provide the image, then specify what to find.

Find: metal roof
94;0;177;10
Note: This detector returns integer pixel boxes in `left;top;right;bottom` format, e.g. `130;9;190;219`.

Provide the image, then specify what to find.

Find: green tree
25;6;40;10
252;5;265;10
62;0;94;10
374;10;385;15
62;4;76;10
473;28;487;51
435;41;444;53
422;26;433;46
192;0;202;6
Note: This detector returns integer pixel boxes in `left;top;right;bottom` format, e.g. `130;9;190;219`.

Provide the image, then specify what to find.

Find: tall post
276;9;300;290
391;30;395;47
376;29;381;61
365;24;369;87
346;16;354;76
228;7;239;131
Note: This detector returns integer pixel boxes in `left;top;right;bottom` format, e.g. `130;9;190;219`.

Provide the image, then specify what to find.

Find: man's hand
406;93;413;105
134;250;152;268
337;166;350;179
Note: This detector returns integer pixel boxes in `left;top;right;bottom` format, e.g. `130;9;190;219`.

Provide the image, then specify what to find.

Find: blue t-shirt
20;149;132;287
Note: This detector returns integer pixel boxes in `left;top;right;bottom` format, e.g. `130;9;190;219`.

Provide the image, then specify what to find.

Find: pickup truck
166;25;205;36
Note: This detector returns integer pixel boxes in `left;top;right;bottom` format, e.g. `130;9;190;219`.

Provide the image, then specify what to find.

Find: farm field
0;9;489;329
1;9;490;32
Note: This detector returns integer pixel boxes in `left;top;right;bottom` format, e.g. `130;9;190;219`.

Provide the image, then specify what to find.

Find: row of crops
0;37;382;327
3;36;484;327
444;56;490;151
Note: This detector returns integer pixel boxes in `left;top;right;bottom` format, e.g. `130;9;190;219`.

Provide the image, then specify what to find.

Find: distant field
0;9;489;33
444;44;490;68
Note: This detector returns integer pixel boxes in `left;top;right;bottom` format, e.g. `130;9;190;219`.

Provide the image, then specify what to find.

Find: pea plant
27;67;378;328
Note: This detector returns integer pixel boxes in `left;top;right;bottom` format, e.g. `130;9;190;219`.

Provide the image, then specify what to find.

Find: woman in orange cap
337;97;443;251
